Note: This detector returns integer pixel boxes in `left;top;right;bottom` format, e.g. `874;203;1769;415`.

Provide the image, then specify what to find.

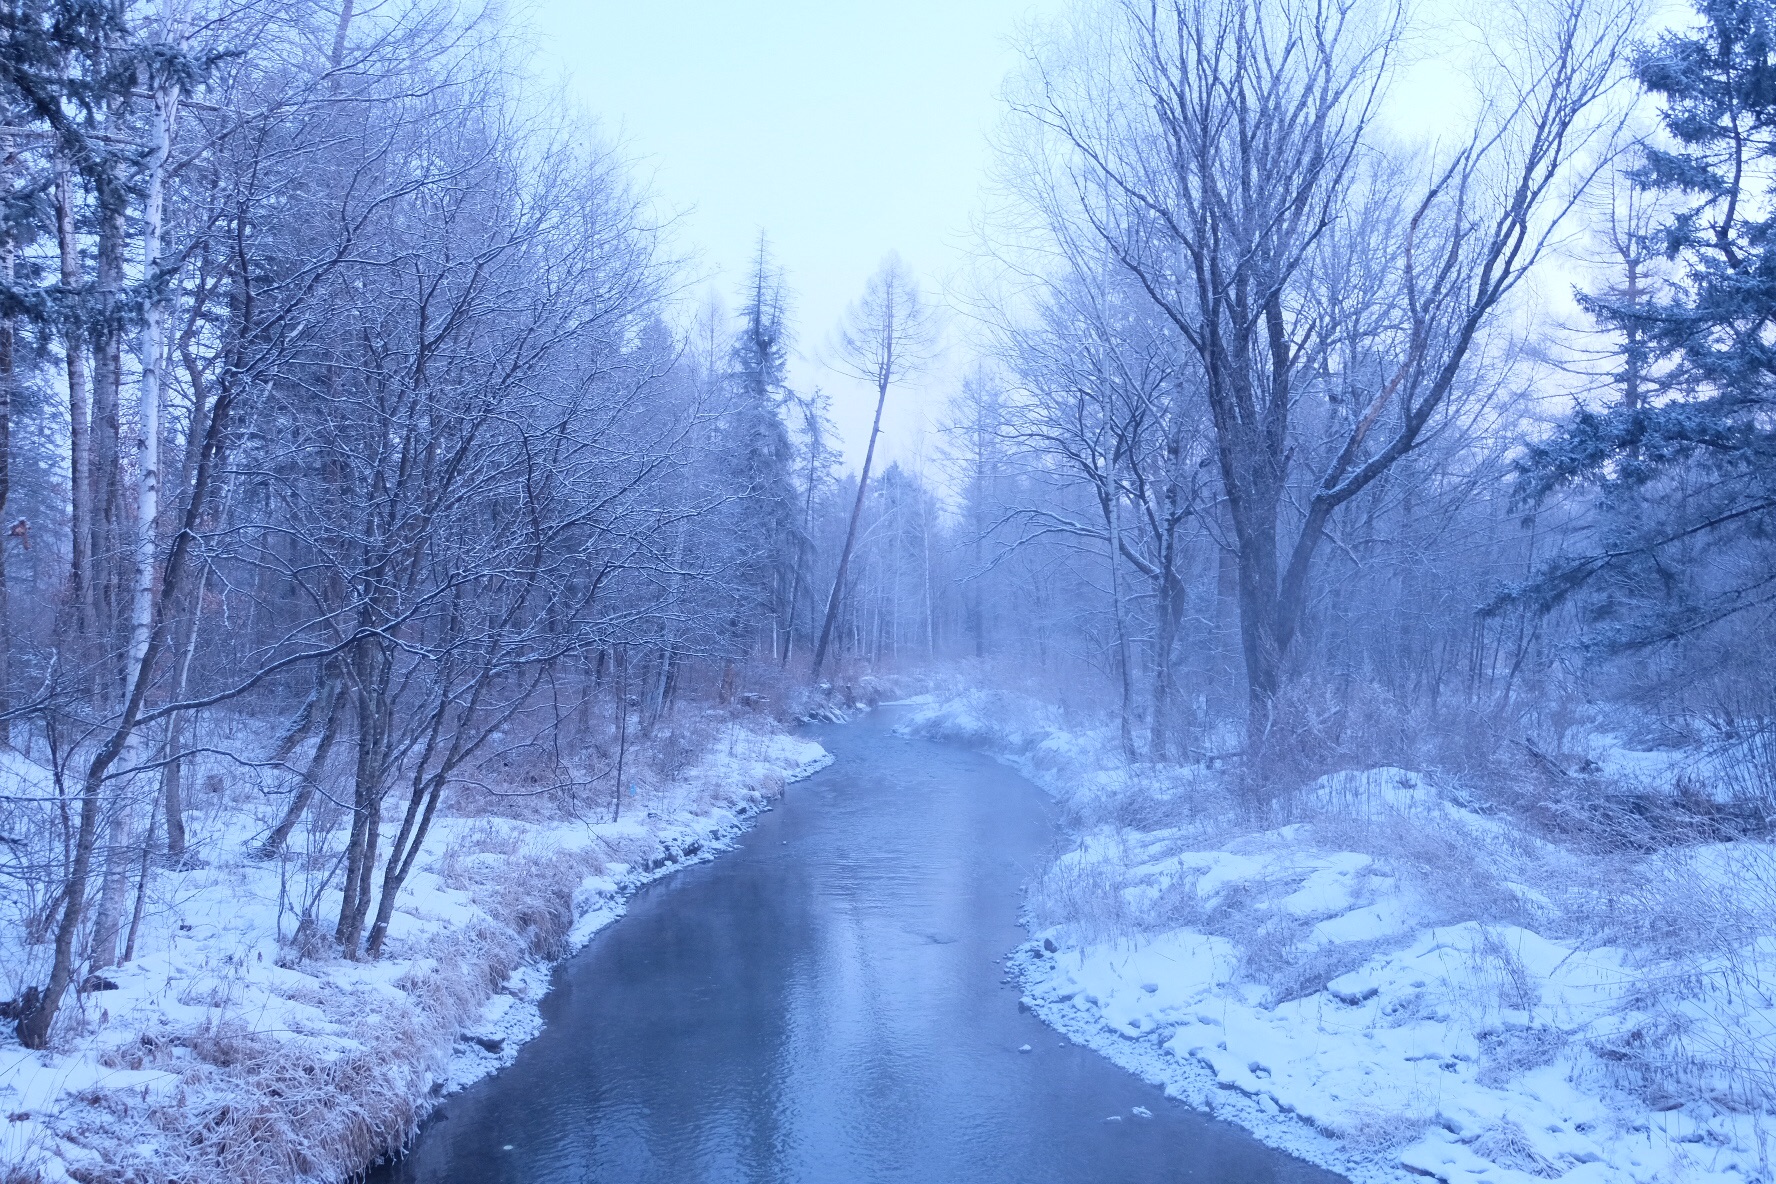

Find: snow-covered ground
900;690;1776;1184
0;724;830;1184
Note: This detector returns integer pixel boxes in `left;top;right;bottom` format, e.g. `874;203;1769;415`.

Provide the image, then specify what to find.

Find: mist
2;0;1774;1182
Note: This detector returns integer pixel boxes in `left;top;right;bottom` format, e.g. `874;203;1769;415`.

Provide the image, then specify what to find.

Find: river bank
899;689;1776;1184
366;708;1339;1184
0;722;829;1184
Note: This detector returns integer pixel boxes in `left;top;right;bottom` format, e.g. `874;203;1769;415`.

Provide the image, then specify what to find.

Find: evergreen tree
724;235;801;659
1522;0;1776;646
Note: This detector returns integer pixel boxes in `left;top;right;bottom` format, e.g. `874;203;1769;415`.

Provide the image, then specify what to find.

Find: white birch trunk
94;76;181;969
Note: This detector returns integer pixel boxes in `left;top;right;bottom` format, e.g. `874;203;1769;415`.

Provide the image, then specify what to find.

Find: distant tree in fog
810;254;936;679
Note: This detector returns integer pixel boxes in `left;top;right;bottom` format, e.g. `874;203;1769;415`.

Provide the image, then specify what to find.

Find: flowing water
369;710;1345;1184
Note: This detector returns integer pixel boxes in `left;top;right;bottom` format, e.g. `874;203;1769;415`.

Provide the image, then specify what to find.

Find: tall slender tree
725;236;802;660
810;254;934;679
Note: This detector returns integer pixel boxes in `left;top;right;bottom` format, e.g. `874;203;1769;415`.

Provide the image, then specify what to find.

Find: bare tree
1008;0;1635;765
810;254;935;679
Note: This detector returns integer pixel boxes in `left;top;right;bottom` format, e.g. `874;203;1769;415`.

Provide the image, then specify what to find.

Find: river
368;710;1345;1183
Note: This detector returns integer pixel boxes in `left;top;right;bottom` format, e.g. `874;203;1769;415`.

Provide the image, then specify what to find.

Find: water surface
371;711;1345;1183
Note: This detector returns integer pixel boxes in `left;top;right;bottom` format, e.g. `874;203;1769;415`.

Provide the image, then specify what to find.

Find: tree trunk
336;642;389;957
15;757;103;1047
89;808;134;969
90;173;126;648
1150;564;1184;760
161;720;187;861
0;186;13;750
811;377;890;680
160;565;209;863
57;159;91;627
1213;530;1237;695
122;792;160;963
1106;468;1136;758
364;769;446;960
256;681;344;859
100;78;181;945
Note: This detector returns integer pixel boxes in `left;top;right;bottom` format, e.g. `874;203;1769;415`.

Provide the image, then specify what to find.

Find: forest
2;0;1775;1181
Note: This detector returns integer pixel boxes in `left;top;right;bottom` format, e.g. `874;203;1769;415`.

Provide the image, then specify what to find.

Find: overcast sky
519;1;1677;475
524;0;1060;472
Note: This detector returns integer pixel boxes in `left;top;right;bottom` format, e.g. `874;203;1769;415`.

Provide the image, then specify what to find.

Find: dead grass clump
52;1015;434;1184
1468;1116;1561;1177
397;944;498;1034
1311;804;1530;929
646;711;724;782
1476;1025;1568;1087
1242;675;1535;795
1198;880;1301;966
1525;774;1764;855
1191;877;1392;1006
1078;770;1208;834
1265;938;1393;1008
1027;848;1134;945
1130;869;1206;933
1468;927;1539;1013
1590;960;1776;1113
471;848;586;962
1327;1102;1436;1150
1577;844;1770;963
1585;1004;1735;1111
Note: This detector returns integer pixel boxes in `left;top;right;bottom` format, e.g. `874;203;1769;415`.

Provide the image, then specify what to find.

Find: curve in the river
368;710;1346;1183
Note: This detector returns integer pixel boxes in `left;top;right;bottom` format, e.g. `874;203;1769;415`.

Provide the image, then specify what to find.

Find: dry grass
1468;1116;1561;1177
1476;1026;1568;1088
1027;846;1136;946
63;1019;433;1184
52;856;582;1184
1321;1101;1437;1150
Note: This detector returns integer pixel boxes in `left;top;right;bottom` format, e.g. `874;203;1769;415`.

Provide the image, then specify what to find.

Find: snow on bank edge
0;728;831;1184
901;691;1776;1184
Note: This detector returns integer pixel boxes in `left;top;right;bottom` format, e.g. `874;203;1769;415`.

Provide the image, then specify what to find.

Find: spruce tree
1523;0;1776;644
725;236;801;660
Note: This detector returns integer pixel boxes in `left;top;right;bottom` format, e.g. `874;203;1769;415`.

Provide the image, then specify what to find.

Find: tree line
0;0;956;1050
943;0;1776;813
7;0;1776;1051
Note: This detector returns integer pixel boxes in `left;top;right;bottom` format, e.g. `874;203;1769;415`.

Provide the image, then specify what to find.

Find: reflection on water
368;711;1345;1184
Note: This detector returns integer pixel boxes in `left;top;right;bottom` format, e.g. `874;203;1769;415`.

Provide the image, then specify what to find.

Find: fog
3;0;1775;1182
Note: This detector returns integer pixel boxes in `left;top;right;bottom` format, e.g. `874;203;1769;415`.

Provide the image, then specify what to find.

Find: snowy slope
0;726;830;1184
903;691;1776;1184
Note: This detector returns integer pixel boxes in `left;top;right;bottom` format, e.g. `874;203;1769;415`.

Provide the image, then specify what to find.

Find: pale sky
525;0;1060;471
521;0;1670;472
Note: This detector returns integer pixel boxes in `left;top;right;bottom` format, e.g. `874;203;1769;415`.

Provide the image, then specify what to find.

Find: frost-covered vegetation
883;0;1776;1172
902;689;1776;1183
0;718;826;1183
5;0;1776;1178
0;1;865;1179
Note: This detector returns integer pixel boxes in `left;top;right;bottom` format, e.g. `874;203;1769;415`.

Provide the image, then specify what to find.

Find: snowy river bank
0;726;830;1184
901;689;1776;1184
364;709;1337;1184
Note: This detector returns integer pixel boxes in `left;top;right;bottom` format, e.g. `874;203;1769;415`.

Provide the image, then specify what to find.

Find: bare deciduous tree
1007;0;1635;767
810;254;935;680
